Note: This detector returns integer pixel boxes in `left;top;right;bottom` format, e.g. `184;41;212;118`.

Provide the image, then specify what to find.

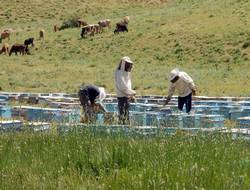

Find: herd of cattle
79;16;130;37
0;29;45;56
0;16;129;56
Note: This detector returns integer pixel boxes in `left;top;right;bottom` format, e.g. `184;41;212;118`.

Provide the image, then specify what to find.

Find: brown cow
123;16;130;24
39;29;45;39
77;19;88;27
9;44;29;56
0;43;9;55
0;31;10;43
98;19;111;32
114;16;130;34
93;24;101;34
81;24;96;37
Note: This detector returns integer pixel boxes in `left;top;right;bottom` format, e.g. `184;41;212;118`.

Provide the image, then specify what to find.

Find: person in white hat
165;68;196;113
78;84;107;123
114;56;136;124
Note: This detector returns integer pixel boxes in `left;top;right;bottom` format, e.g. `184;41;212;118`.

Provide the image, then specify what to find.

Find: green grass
1;2;250;187
0;0;249;96
0;130;250;189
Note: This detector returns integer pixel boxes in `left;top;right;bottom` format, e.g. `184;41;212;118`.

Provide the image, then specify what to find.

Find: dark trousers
117;97;130;125
79;90;94;122
178;93;192;113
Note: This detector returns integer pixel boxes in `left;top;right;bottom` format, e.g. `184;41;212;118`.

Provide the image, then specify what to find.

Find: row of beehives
0;103;250;129
0;101;250;124
1;119;250;141
0;92;250;124
0;91;250;104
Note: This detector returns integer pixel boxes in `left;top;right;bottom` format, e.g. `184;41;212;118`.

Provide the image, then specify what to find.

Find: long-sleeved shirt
167;72;196;98
114;61;136;98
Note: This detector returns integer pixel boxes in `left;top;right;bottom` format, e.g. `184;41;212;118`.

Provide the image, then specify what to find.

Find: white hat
121;56;133;64
169;68;179;81
97;87;106;101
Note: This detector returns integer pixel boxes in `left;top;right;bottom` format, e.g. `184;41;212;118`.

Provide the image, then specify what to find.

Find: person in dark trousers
78;84;106;123
164;68;196;113
114;56;136;125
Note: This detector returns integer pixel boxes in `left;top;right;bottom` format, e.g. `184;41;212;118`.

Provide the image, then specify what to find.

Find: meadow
1;130;250;189
0;0;249;96
1;0;250;189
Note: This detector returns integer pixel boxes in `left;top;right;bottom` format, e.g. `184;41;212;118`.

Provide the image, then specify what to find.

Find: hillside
0;0;250;96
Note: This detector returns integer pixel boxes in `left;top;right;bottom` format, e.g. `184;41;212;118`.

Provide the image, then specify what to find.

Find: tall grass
1;130;250;189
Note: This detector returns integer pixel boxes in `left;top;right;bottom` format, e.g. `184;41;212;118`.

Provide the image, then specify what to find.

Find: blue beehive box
238;101;250;107
0;95;9;101
229;110;250;120
0;120;23;132
26;107;46;121
133;126;158;136
104;103;117;112
130;112;146;126
159;113;183;128
130;103;144;112
145;112;160;126
219;106;234;118
41;108;81;123
242;107;250;116
182;114;197;128
200;115;224;128
164;127;177;135
237;117;250;128
0;106;12;118
28;122;50;132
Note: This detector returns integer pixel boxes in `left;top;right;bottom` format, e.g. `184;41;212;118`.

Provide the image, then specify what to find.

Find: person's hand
164;97;171;105
192;89;196;96
129;95;136;103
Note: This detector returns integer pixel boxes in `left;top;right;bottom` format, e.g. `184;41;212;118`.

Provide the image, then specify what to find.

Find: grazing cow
0;43;9;55
98;19;111;32
0;31;10;43
114;22;128;34
77;19;88;27
9;44;29;56
123;16;130;24
24;38;34;47
81;25;96;38
39;29;45;39
93;24;101;34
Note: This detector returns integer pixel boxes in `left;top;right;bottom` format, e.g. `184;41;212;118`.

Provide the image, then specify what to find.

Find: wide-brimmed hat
121;56;133;64
169;68;180;81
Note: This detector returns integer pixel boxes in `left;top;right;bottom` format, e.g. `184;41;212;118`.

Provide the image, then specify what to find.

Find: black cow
24;38;34;47
9;44;29;56
114;23;128;34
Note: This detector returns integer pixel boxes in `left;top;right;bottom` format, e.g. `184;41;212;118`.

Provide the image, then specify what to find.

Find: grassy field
0;130;250;189
0;0;249;96
1;1;250;188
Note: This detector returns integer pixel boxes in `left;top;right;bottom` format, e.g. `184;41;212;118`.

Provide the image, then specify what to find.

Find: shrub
242;41;250;49
59;17;79;30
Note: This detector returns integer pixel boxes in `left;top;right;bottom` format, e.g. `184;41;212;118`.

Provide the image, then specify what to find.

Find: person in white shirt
114;56;136;124
165;68;196;113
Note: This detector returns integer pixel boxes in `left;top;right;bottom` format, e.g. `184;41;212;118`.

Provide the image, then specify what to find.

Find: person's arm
165;83;175;105
188;82;196;95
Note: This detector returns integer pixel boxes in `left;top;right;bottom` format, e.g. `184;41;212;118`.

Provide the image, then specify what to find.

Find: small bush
242;41;250;49
59;17;79;30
